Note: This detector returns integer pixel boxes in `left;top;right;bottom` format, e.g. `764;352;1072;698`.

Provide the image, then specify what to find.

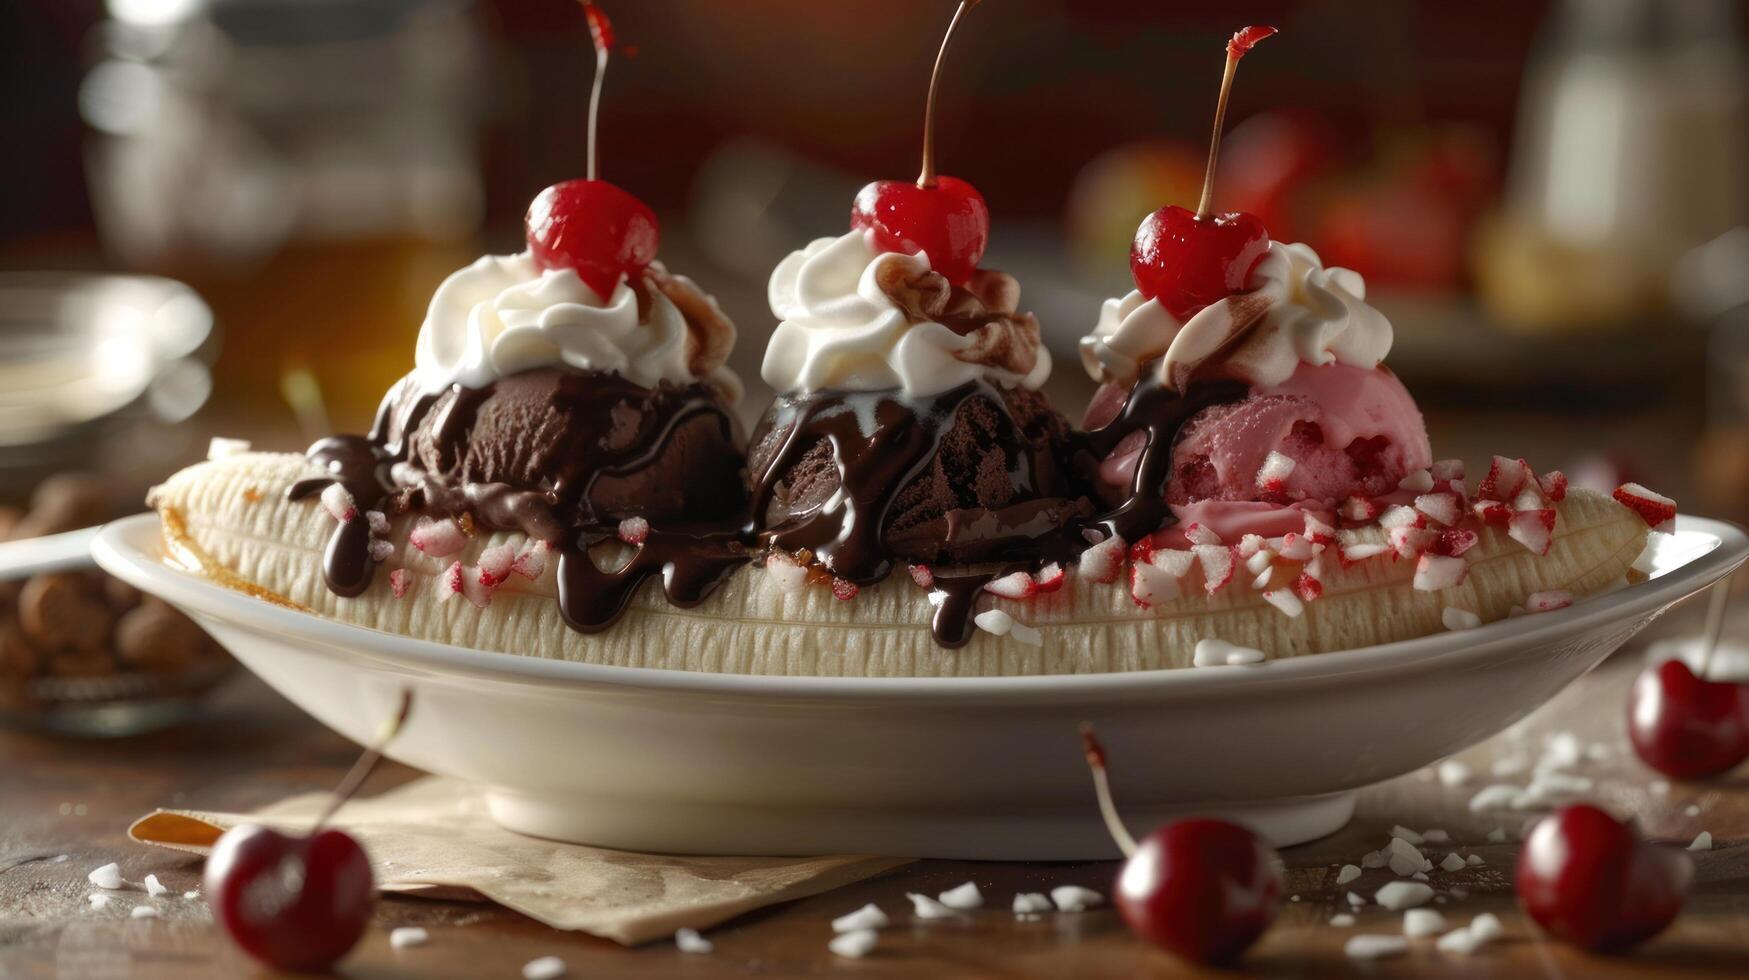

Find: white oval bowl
94;513;1746;859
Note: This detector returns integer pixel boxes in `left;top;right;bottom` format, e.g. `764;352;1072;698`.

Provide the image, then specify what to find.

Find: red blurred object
1217;111;1342;246
1627;658;1749;780
1515;804;1690;953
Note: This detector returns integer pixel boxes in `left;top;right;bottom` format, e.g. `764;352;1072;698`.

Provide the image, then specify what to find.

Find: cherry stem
312;689;413;832
1196;26;1276;220
582;1;614;182
918;0;982;188
1697;572;1734;678
1080;724;1138;857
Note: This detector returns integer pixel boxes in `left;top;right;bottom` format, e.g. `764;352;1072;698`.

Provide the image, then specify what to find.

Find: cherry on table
1627;657;1749;780
1081;726;1282;964
1128;25;1277;321
1515;803;1691;953
204;824;374;972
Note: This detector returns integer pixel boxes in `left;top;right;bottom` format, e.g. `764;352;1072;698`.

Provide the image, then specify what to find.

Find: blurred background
1;0;1747;518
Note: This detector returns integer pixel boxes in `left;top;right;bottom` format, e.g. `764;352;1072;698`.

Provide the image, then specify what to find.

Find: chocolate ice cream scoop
748;381;1093;580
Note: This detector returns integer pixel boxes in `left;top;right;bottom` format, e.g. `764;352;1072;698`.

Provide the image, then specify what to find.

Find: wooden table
3;620;1746;978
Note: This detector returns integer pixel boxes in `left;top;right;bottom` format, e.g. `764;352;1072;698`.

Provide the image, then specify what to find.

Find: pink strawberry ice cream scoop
1086;362;1432;508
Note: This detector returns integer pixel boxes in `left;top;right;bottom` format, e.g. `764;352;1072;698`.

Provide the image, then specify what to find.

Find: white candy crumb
675;928;712;954
87;864;124;890
1390;825;1425;845
1404;908;1447;937
182;891;198;900
1437;927;1481;955
1470;913;1504;942
1442;607;1483;631
1012;892;1052;915
143;874;168;897
206;437;252;460
1345;935;1409;960
1423;829;1451;844
1650;780;1670;795
1361;850;1386;869
832;903;889;933
1486;827;1507;843
973;609;1013;636
1050;885;1104;911
1690;831;1713;852
1466;854;1485;867
1336;864;1361;885
1468;784;1520;812
1440;853;1467;872
1412;872;1430;882
130;906;158;919
1387;837;1426;877
1436;760;1473;787
1375;882;1435;910
938;882;984;910
88;894;110;909
389;927;429;949
829;929;878;959
907;893;958;920
1194;637;1266;666
1008;621;1043;647
522;956;567;980
1347;891;1367;907
1330;914;1356;927
1685;804;1701;817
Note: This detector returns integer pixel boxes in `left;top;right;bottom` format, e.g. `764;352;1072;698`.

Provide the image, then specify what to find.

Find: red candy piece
1117;818;1283;964
526;179;659;299
204;824;375;972
1515;804;1691;953
851;177;989;286
1130;206;1270;319
1627;658;1749;780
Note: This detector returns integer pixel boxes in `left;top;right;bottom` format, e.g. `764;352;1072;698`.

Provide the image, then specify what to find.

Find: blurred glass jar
81;0;486;427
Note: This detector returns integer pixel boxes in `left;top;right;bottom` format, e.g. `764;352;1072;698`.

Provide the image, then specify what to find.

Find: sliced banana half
146;452;1649;678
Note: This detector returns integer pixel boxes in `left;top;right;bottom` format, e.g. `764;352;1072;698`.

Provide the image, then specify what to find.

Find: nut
115;604;204;674
18;574;115;654
15;473;110;538
102;575;142;613
48;651;117;678
0;619;43;678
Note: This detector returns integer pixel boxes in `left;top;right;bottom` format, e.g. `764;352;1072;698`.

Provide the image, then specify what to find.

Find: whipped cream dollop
762;229;1051;397
414;252;740;399
1079;242;1392;392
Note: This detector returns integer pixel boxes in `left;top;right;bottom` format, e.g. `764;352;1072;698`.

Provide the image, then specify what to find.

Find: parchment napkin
129;776;911;945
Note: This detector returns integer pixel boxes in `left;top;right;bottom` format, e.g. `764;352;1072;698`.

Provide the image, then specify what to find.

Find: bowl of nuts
0;473;232;736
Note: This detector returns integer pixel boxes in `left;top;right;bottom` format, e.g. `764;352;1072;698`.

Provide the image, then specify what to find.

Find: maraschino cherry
1515;803;1691;953
205;692;413;972
1130;26;1277;320
849;0;990;285
1628;658;1749;780
1627;584;1749;779
1080;726;1282;965
525;1;658;299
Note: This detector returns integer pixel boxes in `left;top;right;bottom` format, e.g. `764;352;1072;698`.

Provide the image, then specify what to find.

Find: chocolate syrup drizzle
1079;374;1251;544
288;357;1245;650
289;371;749;630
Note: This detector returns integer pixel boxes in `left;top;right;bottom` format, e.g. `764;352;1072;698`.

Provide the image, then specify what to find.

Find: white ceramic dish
94;513;1746;860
